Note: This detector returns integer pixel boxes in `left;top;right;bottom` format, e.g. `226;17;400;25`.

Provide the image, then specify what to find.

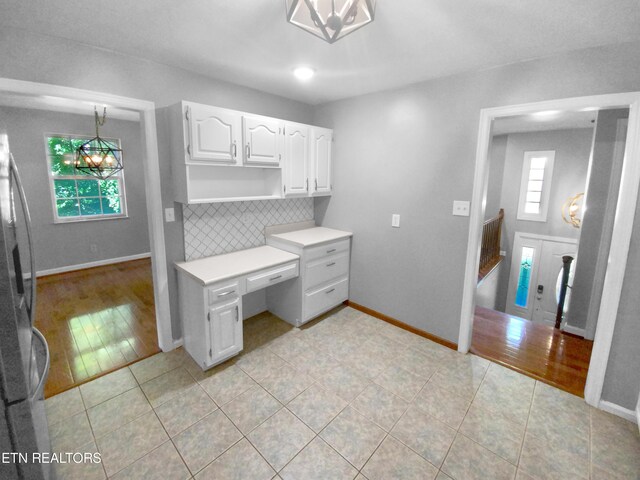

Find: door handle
246;144;251;158
325;288;335;294
326;262;336;267
269;275;282;281
217;291;234;297
232;141;237;158
537;285;544;294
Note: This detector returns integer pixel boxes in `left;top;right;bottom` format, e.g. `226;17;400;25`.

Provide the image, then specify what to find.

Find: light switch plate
392;214;400;228
164;207;175;222
453;201;470;217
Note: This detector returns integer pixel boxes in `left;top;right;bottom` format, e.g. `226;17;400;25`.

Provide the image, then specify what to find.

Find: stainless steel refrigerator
0;131;53;480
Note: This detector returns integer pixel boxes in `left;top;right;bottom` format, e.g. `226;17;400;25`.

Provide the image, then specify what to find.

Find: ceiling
2;1;640;105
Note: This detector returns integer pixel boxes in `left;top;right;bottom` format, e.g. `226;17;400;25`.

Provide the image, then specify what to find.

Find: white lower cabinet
266;236;351;327
208;297;242;365
179;275;245;369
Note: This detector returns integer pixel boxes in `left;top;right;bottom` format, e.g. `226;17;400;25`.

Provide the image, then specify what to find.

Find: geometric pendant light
286;0;376;44
75;106;123;180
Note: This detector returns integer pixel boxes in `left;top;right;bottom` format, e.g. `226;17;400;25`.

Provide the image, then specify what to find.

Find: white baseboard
599;400;638;424
34;252;151;278
562;324;586;337
172;338;184;350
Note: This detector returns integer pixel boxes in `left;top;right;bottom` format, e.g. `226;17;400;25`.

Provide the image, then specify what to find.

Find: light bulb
293;67;315;81
91;154;103;165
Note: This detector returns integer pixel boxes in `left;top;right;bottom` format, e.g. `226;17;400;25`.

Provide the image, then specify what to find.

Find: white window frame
517;150;555;222
44;133;129;223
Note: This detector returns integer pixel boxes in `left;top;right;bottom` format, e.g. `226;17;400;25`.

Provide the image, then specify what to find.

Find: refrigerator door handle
9;152;37;326
30;327;49;401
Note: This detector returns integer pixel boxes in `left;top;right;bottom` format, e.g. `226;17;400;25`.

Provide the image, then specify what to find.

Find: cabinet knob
232;141;237;158
246;144;251;158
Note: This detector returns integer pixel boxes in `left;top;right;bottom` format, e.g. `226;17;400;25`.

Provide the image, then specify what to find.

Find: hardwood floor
471;306;594;397
35;258;159;398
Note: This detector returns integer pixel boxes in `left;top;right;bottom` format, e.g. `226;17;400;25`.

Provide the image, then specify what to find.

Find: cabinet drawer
304;276;349;321
246;262;299;293
305;251;349;290
208;281;240;305
305;238;350;262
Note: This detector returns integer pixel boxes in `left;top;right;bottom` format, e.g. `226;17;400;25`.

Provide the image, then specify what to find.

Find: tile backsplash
183;198;314;260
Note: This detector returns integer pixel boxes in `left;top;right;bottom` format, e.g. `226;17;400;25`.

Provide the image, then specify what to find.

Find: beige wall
0;106;150;272
313;41;640;410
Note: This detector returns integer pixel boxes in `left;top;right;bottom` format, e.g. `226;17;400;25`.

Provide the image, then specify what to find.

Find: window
517;150;555;222
515;246;534;308
46;135;127;222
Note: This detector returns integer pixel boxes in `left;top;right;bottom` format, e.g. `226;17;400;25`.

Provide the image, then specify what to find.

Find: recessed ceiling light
293;67;315;81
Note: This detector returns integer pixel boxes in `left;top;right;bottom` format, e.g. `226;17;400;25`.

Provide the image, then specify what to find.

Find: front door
506;233;578;326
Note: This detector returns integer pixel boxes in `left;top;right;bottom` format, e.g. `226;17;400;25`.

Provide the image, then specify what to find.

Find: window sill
53;214;129;224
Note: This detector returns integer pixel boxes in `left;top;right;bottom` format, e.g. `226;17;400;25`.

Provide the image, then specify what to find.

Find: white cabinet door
208;297;242;364
310;127;332;195
283;123;309;196
243;115;282;166
186;103;241;165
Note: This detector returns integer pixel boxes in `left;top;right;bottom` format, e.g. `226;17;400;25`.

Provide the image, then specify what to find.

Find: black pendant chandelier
75;107;123;180
286;0;376;44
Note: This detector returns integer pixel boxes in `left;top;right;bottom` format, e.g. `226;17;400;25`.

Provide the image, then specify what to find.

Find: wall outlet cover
453;201;470;217
392;214;400;228
164;207;175;222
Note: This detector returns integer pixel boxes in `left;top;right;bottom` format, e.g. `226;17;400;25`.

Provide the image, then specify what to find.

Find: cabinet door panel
284;124;309;196
243;116;281;166
209;298;242;363
311;128;332;195
187;104;240;164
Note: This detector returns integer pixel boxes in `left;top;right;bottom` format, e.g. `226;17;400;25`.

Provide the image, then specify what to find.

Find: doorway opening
458;92;640;409
0;79;172;397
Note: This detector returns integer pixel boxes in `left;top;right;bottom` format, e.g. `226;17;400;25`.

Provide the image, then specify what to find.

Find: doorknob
537;285;544;294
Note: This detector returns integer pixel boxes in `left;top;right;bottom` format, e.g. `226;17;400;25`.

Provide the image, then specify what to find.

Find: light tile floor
45;307;640;480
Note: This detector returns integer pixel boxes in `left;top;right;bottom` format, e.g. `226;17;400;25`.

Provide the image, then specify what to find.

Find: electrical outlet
90;244;98;253
392;214;400;228
452;201;470;217
164;207;175;222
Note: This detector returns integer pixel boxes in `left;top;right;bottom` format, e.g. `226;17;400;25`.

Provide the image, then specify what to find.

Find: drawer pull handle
270;275;283;281
217;291;234;297
326;248;336;254
326;262;336;267
325;288;335;294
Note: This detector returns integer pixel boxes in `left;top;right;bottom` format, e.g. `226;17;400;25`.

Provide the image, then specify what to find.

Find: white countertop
175;245;299;286
268;226;352;247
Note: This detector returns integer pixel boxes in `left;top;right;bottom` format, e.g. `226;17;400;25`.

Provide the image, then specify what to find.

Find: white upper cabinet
186;103;241;165
243;115;282;167
311;127;332;196
171;101;332;203
283;123;310;197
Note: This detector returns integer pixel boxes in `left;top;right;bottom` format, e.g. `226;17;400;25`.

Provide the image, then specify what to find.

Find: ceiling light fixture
74;106;123;180
286;0;376;44
562;192;584;228
293;66;315;81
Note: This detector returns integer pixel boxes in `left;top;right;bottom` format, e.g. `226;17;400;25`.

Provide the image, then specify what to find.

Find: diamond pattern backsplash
183;198;314;260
